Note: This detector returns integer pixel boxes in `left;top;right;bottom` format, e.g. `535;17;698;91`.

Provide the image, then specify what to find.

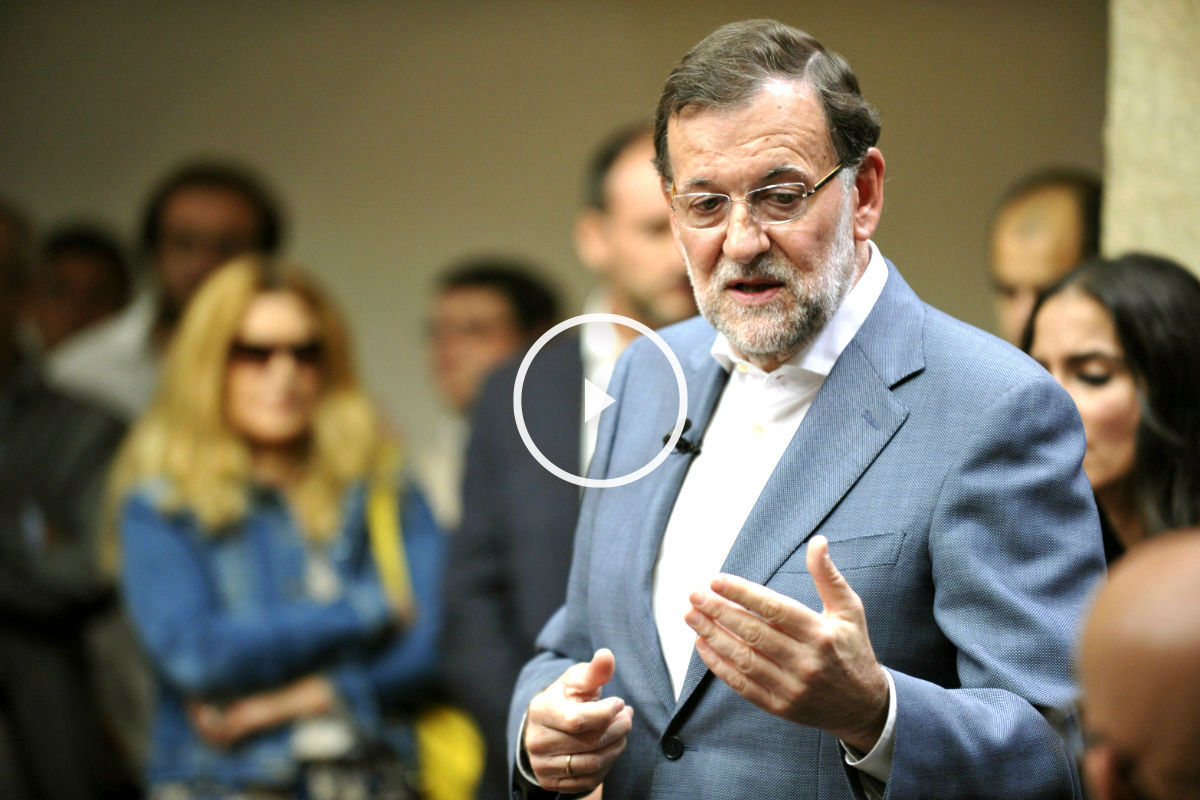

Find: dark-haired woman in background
1025;253;1200;561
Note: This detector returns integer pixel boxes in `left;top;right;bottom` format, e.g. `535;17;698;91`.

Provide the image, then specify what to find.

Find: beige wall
1104;0;1200;269
0;1;1106;431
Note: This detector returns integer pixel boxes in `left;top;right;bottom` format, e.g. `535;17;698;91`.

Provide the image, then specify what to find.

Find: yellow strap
365;444;485;800
366;446;415;619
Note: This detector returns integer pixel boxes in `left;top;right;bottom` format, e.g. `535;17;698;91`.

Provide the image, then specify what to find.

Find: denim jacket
119;478;444;790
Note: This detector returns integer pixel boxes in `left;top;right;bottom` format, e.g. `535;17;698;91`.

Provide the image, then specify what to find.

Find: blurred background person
48;160;284;420
1026;253;1200;560
1078;529;1200;800
0;198;136;799
109;257;443;798
22;222;132;357
989;168;1101;343
414;260;559;532
443;123;695;800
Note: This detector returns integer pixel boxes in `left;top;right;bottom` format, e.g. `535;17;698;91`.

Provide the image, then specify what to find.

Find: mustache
712;254;793;284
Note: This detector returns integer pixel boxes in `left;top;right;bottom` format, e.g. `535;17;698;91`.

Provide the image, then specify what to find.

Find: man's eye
759;189;804;209
689;195;727;214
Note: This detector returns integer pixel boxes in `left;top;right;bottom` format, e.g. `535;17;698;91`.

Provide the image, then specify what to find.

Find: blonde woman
111;257;443;797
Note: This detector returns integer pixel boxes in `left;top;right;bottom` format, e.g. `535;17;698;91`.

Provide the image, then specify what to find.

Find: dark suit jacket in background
0;363;134;800
444;337;583;800
510;263;1107;799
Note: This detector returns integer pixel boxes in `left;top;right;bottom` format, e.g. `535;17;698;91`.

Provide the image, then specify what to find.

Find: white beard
690;187;859;362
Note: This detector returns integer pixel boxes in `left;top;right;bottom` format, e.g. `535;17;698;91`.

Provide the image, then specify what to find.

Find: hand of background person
188;674;337;747
684;535;890;753
523;649;634;794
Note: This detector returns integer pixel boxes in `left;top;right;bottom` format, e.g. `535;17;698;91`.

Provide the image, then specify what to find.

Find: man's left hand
684;534;889;753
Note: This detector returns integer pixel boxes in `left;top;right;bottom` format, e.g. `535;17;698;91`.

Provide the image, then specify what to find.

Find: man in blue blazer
510;20;1106;800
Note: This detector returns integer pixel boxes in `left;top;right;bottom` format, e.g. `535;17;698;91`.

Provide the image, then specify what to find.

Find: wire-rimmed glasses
669;163;844;230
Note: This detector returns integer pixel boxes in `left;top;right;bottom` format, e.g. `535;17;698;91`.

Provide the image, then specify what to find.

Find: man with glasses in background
509;20;1104;800
48;159;283;420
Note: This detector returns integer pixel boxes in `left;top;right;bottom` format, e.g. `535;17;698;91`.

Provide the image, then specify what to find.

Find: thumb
806;535;858;616
563;648;616;701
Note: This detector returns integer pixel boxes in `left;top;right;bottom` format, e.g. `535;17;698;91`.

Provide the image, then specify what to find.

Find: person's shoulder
15;373;127;456
35;378;126;431
873;259;1051;395
920;305;1049;393
121;477;176;518
49;290;155;366
626;315;714;362
479;333;582;403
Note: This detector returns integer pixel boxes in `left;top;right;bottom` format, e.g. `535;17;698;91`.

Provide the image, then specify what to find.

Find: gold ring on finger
565;753;574;778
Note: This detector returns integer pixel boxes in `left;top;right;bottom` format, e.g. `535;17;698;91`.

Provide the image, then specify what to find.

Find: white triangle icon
582;378;616;424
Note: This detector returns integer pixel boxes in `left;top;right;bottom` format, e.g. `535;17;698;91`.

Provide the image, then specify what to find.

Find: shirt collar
710;240;888;378
580;288;624;372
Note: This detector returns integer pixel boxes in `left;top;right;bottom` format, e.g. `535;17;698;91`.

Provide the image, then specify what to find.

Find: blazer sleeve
120;490;393;696
505;346;635;798
879;375;1103;799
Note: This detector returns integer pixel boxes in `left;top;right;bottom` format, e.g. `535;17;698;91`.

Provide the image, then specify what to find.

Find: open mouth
727;279;785;304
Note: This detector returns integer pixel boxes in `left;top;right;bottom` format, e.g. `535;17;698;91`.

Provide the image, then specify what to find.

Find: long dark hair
1024;253;1200;534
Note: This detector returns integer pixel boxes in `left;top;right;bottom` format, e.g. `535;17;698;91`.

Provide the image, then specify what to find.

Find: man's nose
721;202;770;263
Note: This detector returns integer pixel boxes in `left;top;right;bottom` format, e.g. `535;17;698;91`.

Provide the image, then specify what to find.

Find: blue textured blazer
510;262;1106;799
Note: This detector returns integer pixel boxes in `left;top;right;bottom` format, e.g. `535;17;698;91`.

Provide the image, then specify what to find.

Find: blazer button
661;735;684;760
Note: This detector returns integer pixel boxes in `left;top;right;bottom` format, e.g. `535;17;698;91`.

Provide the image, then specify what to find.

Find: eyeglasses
229;339;324;367
669;164;844;230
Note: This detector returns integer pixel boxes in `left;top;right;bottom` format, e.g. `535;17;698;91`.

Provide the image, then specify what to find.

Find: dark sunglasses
229;339;324;367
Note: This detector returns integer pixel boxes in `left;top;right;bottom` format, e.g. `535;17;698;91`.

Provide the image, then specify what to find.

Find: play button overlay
582;378;615;424
513;313;688;488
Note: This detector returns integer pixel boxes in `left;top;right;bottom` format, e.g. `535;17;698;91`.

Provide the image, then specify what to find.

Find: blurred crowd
1;57;1198;800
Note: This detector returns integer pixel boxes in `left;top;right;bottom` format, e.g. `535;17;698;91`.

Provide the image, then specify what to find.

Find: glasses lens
229;340;323;366
750;184;809;224
229;342;273;365
292;342;324;365
676;194;729;229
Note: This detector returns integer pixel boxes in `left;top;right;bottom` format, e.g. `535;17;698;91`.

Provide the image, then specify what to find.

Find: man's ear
574;208;610;276
852;147;885;242
1083;741;1140;800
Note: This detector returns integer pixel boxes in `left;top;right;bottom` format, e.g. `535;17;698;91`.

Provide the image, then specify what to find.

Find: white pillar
1104;0;1200;272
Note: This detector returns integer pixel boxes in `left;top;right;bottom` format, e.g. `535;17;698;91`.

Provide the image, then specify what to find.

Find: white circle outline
513;313;688;488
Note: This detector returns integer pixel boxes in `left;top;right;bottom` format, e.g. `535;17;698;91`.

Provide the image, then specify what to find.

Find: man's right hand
523;648;634;794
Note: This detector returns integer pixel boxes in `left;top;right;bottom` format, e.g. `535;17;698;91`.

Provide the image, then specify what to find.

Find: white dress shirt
652;241;895;791
579;290;625;473
45;287;160;420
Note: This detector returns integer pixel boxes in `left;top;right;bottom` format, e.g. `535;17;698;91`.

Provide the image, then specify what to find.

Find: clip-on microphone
663;418;702;456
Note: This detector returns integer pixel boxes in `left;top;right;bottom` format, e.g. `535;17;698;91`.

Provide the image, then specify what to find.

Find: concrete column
1104;0;1200;271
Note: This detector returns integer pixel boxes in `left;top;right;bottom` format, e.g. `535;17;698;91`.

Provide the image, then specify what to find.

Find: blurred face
990;186;1086;344
428;286;525;413
583;137;694;328
665;81;872;368
225;291;323;449
30;251;126;350
156;186;262;316
1030;290;1140;495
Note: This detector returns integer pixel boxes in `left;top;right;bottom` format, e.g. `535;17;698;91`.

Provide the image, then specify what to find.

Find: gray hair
653;19;881;182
